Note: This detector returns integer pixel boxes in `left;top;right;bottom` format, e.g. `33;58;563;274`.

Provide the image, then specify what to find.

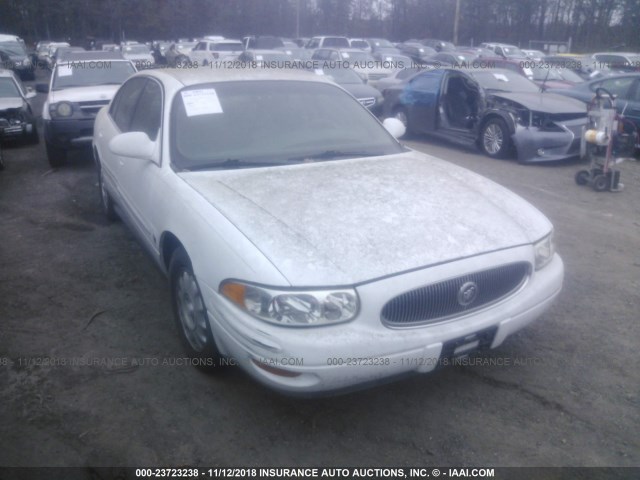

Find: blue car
383;67;588;163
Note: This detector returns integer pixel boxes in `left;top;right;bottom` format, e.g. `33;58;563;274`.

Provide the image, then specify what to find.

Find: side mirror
36;83;49;93
382;117;406;139
108;131;155;160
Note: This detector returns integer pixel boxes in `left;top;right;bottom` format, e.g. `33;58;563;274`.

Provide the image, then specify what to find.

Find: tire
169;247;223;371
592;174;609;192
98;166;118;221
45;142;66;168
480;118;513;159
575;170;590;186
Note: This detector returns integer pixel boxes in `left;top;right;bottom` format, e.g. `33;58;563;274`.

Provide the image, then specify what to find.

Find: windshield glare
52;61;136;90
125;45;149;54
171;81;402;170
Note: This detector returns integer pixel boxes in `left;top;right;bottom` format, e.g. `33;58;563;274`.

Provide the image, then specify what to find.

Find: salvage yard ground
0;83;639;468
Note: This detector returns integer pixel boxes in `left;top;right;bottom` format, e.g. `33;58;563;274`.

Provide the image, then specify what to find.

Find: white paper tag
314;69;324;75
256;55;263;61
341;52;350;59
493;73;509;82
181;89;223;117
57;65;73;77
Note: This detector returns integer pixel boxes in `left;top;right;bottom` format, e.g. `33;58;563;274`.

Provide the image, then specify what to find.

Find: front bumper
513;120;586;163
0;119;35;141
44;118;95;149
200;245;564;395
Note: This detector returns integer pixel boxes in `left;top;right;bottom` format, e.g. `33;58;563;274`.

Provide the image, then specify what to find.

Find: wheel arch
160;231;185;273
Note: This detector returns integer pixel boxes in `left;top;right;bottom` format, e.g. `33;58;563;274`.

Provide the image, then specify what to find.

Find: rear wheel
480;118;512;159
46;142;66;168
169;247;224;372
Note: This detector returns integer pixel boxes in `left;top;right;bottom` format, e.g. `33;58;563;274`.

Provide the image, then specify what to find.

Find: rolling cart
575;87;637;192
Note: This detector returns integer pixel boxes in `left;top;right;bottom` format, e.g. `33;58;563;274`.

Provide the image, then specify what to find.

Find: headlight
51;102;73;117
220;281;359;327
534;232;555;270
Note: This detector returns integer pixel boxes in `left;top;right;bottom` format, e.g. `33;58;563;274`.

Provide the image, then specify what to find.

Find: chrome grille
381;262;530;326
358;97;376;108
79;100;109;116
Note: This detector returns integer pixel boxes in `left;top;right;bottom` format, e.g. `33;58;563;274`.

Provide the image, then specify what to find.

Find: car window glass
599;77;634;98
110;77;147;132
129;80;162;141
0;77;21;98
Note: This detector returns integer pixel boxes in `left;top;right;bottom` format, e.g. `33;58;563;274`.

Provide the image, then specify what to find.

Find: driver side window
110;77;147;132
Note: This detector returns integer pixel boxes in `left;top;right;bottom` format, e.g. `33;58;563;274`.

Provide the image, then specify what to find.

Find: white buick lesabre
92;68;563;395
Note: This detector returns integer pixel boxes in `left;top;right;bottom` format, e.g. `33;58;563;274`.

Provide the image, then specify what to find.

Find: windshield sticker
341;52;350;59
57;65;73;77
256;55;263;61
314;69;324;75
493;73;509;82
523;68;533;77
181;89;223;116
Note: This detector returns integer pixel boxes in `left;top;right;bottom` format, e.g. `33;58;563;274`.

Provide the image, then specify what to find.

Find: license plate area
438;326;498;367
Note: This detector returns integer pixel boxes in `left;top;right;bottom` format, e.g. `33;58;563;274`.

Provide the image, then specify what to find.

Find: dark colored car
397;43;437;64
0;37;34;80
547;73;640;146
0;69;38;144
383;68;588;163
313;66;384;116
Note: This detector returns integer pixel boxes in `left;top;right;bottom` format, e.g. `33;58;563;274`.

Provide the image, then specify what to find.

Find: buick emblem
457;281;478;306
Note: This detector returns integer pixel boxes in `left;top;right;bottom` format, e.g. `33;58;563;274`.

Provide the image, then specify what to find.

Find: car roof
136;67;332;88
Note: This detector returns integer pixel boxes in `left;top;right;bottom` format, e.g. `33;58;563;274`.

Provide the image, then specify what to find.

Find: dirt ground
0;74;639;472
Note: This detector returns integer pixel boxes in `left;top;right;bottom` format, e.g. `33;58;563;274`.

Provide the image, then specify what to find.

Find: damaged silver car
383;67;588;163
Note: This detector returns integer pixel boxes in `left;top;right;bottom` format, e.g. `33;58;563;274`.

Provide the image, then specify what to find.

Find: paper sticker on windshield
314;69;324;75
493;73;509;82
181;89;223;116
256;55;263;61
341;52;350;59
523;68;533;77
57;65;73;77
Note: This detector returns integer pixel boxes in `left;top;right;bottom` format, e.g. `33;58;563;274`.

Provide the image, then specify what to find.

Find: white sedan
92;68;564;395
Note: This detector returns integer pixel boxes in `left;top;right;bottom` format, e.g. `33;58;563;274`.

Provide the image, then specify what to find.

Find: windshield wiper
185;158;287;171
288;150;378;162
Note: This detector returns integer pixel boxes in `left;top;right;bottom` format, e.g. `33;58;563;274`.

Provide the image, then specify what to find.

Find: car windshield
370;39;394;48
501;46;526;57
532;66;583;83
0;77;21;98
342;51;375;62
213;43;242;51
52;61;136;90
0;41;26;56
323;37;350;48
171;81;403;170
124;45;149;54
351;40;369;49
471;70;540;92
321;67;364;84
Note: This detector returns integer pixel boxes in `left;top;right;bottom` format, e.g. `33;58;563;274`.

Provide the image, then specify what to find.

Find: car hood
48;84;120;103
0;97;24;110
490;91;586;113
180;151;552;285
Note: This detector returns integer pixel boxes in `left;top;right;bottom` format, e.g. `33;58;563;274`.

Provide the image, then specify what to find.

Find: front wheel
575;170;590;186
480;118;513;159
169;247;224;372
98;166;118;221
592;174;609;192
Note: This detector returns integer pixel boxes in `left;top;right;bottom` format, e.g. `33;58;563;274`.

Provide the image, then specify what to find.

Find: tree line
1;0;638;53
